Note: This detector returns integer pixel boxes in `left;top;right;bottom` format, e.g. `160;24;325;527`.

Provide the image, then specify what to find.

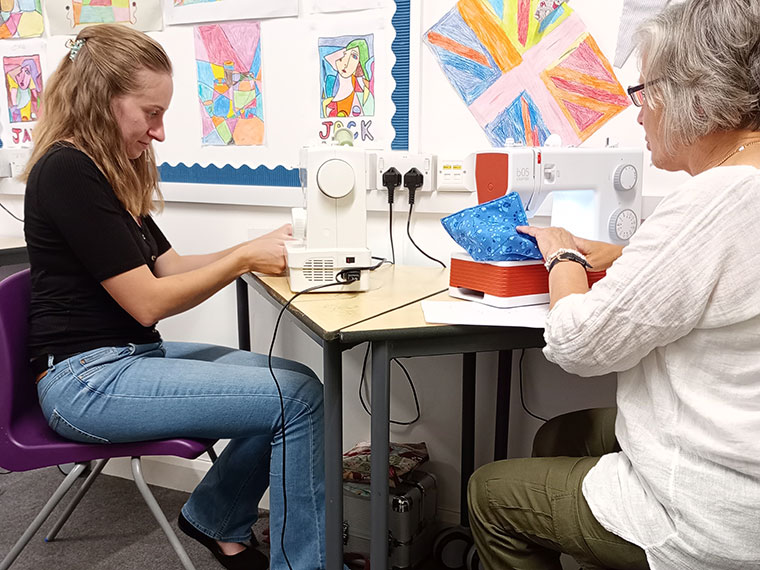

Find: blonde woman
23;24;332;570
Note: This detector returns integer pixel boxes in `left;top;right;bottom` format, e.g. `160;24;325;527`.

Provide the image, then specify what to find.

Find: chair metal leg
45;458;109;541
131;457;196;570
0;463;88;570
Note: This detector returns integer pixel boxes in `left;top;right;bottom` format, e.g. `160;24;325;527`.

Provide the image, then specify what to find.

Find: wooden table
237;265;545;569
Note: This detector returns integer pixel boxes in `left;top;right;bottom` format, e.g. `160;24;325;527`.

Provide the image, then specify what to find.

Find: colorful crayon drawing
70;0;134;25
4;54;43;123
174;0;221;5
194;21;264;146
319;34;375;118
535;0;564;23
0;0;44;39
424;0;629;147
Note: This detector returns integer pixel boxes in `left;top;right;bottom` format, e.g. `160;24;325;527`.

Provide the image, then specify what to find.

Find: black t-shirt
24;143;171;358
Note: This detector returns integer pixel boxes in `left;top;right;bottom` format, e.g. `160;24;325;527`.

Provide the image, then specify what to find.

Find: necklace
715;139;760;167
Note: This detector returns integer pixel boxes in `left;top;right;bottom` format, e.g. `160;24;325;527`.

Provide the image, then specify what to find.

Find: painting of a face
337;47;360;78
16;66;31;89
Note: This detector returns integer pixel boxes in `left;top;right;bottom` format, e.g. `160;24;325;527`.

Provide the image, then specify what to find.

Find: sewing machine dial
613;164;638;191
609;208;638;241
317;158;355;199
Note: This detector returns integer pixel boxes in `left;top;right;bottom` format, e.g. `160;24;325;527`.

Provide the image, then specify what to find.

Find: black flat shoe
178;512;269;570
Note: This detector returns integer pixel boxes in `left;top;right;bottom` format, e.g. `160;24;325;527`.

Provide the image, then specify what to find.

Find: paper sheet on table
422;301;548;328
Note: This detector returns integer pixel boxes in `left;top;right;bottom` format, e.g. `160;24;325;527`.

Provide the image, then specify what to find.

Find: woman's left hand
516;225;577;260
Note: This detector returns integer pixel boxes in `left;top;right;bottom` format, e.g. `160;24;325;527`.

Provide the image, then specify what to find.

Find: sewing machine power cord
266;264;386;568
0;200;23;223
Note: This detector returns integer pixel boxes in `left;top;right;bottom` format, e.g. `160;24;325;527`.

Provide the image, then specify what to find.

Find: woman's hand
242;224;293;275
516;225;591;307
571;236;623;272
516;226;624;272
516;225;577;260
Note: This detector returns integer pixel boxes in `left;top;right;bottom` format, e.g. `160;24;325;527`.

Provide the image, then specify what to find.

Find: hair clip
66;38;86;62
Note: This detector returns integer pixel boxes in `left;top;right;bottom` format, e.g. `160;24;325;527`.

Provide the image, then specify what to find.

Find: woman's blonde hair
23;24;172;216
637;0;760;155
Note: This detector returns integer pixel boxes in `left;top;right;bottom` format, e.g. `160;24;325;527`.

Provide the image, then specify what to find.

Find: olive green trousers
467;408;650;570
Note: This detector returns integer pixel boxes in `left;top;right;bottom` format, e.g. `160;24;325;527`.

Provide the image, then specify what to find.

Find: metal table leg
324;341;344;570
370;341;391;570
460;353;477;527
236;278;251;351
493;350;513;461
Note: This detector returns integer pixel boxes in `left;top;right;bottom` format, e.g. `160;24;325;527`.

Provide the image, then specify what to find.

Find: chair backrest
0;269;215;472
0;269;35;437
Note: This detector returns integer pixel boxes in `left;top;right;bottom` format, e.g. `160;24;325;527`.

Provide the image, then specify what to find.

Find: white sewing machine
449;146;643;307
463;146;643;242
286;145;372;293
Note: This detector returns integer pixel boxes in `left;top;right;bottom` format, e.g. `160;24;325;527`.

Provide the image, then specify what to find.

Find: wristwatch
544;248;592;272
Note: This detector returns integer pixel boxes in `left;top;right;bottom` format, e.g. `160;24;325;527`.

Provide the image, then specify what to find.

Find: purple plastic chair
0;269;216;570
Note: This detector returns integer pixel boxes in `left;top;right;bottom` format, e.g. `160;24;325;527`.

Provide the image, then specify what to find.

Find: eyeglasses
627;78;662;107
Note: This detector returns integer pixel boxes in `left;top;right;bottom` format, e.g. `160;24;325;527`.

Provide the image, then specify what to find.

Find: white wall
0;0;693;535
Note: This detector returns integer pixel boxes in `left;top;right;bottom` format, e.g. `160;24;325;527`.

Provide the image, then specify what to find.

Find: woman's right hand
241;224;293;275
572;236;624;272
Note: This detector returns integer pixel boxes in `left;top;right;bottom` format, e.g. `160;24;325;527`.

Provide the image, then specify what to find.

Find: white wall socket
0;148;32;179
368;151;435;193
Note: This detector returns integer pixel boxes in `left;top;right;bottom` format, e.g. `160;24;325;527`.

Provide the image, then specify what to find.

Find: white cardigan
544;166;760;569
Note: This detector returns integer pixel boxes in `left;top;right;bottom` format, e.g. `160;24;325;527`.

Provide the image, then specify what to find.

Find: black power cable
267;273;360;569
518;349;548;422
0;201;23;222
267;261;392;567
358;344;421;425
381;167;402;265
267;260;441;563
403;168;446;269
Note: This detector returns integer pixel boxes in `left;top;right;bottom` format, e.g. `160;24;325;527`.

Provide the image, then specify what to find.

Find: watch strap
544;248;591;272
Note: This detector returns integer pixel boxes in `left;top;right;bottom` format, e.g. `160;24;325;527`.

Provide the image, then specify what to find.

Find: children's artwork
320;34;375;118
3;54;42;123
614;0;671;68
0;0;44;39
194;21;264;146
46;0;163;35
424;0;629;147
535;0;565;23
0;40;44;147
163;0;297;25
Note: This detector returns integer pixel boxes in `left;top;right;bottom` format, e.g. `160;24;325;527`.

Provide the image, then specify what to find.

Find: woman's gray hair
636;0;760;154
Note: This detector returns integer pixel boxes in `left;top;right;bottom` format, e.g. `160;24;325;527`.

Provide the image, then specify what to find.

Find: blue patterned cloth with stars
440;192;542;262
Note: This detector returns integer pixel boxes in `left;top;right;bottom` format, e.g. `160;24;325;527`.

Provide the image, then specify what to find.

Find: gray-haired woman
469;0;760;568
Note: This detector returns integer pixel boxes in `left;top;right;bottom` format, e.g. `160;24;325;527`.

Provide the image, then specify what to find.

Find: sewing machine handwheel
317;158;354;199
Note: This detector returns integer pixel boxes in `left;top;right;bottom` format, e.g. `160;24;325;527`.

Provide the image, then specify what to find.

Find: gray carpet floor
0;467;448;569
0;466;270;570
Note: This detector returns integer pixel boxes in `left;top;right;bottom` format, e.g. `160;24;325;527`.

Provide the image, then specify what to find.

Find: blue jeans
36;341;328;570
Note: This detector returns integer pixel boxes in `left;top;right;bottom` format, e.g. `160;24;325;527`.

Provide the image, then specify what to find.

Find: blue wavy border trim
159;0;410;185
391;0;410;151
158;163;300;186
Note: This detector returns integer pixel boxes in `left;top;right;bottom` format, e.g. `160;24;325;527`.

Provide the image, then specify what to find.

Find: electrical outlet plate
0;148;32;179
368;151;435;192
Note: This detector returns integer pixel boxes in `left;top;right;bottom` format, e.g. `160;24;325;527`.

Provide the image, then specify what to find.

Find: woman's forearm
103;249;250;326
156;243;246;276
548;260;589;309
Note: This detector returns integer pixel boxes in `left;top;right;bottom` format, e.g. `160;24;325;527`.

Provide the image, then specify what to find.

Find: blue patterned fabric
441;192;542;262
